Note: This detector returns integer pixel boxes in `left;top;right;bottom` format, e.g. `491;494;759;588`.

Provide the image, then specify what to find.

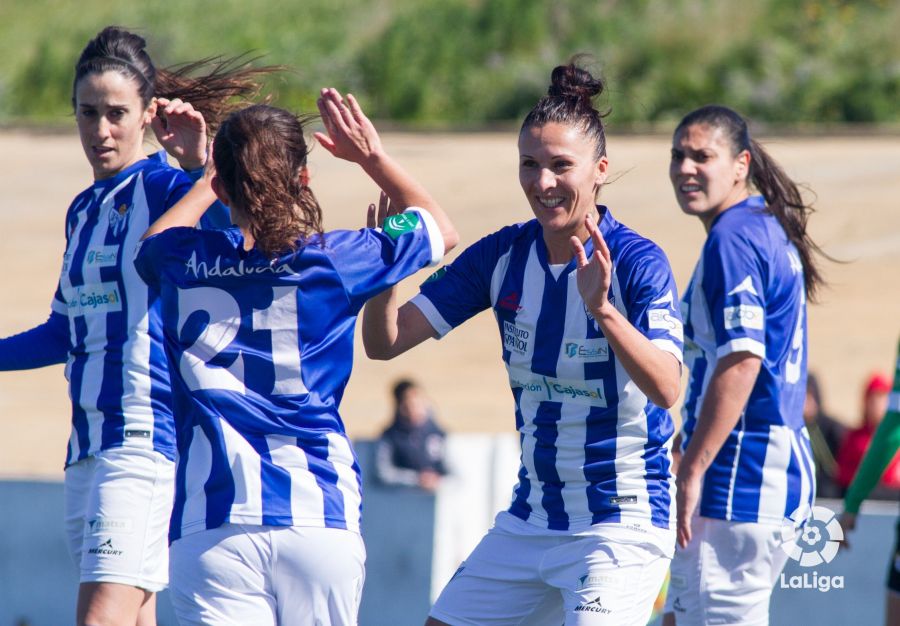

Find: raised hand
151;97;207;171
314;88;382;164
571;214;613;317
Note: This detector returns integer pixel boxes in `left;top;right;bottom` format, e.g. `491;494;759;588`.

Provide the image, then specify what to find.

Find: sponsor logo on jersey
723;304;764;330
88;538;124;557
503;321;530;354
185;252;298;279
727;275;758;297
382;213;420;240
648;308;684;340
509;369;607;407
563;338;609;362
66;283;123;315
498;292;522;312
61;253;72;274
609;495;637;505
85;246;119;268
88;518;133;535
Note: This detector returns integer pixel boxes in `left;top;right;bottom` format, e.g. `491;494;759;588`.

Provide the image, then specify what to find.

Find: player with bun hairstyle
363;58;684;626
0;26;271;625
134;90;457;624
663;105;822;625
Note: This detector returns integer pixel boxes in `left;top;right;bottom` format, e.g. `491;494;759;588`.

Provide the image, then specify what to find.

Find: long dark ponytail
675;105;826;301
213;105;324;258
73;26;277;132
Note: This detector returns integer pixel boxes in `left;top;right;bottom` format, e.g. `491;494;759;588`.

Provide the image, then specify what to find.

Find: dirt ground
1;129;898;479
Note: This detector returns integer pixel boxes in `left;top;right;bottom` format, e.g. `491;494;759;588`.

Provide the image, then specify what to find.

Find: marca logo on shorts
563;338;609;362
723;304;764;330
66;283;123;315
88;518;133;535
503;321;530;355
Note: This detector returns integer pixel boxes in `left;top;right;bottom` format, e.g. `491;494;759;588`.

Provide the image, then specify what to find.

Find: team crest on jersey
382;213;420;240
108;202;132;236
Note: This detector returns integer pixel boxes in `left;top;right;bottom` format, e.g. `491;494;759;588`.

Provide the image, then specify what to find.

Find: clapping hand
571;214;613;318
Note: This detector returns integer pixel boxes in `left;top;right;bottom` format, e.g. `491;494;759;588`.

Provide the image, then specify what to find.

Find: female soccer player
133;90;457;624
363;61;685;626
839;338;900;626
0;26;268;625
663;105;823;625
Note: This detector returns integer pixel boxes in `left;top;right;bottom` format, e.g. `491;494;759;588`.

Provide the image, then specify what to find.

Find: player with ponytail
363;58;684;626
664;105;823;625
0;25;272;625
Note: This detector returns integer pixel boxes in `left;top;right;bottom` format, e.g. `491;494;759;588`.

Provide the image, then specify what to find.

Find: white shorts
169;524;366;626
430;514;672;626
664;515;792;626
64;447;175;592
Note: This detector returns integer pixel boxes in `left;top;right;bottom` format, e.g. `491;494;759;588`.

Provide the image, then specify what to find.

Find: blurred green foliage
2;0;898;126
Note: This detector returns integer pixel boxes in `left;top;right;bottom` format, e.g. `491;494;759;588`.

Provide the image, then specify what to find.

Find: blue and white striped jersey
412;208;683;531
49;152;227;467
680;195;815;525
134;209;443;540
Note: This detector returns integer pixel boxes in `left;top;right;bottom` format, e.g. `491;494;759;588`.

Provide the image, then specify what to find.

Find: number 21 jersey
134;210;443;540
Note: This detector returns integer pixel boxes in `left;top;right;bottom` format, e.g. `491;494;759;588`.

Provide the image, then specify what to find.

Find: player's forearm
592;303;681;408
678;352;761;480
362;287;402;360
358;150;458;253
143;176;218;239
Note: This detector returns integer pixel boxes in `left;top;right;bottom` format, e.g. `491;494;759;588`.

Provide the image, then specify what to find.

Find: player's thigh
429;527;563;626
78;448;175;591
77;581;149;626
665;516;784;626
170;524;276;626
271;526;366;626
546;535;670;626
65;456;97;566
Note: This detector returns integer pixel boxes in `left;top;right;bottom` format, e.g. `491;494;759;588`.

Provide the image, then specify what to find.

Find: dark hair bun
547;62;604;102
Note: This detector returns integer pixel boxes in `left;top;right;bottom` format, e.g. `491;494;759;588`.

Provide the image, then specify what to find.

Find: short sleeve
133;232;169;289
620;243;684;362
702;229;767;359
328;207;444;312
411;230;502;338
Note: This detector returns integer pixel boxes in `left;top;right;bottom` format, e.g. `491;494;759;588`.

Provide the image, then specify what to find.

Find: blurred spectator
804;372;846;498
835;372;900;498
375;379;447;491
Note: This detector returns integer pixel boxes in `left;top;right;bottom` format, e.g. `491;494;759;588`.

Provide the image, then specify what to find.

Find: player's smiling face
75;71;155;180
670;123;750;230
518;122;608;242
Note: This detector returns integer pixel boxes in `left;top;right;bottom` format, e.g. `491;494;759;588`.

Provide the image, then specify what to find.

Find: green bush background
2;0;898;127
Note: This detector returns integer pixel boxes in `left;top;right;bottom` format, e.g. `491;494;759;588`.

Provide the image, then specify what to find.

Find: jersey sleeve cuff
410;293;452;338
651;338;684;363
405;207;444;266
716;337;766;359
